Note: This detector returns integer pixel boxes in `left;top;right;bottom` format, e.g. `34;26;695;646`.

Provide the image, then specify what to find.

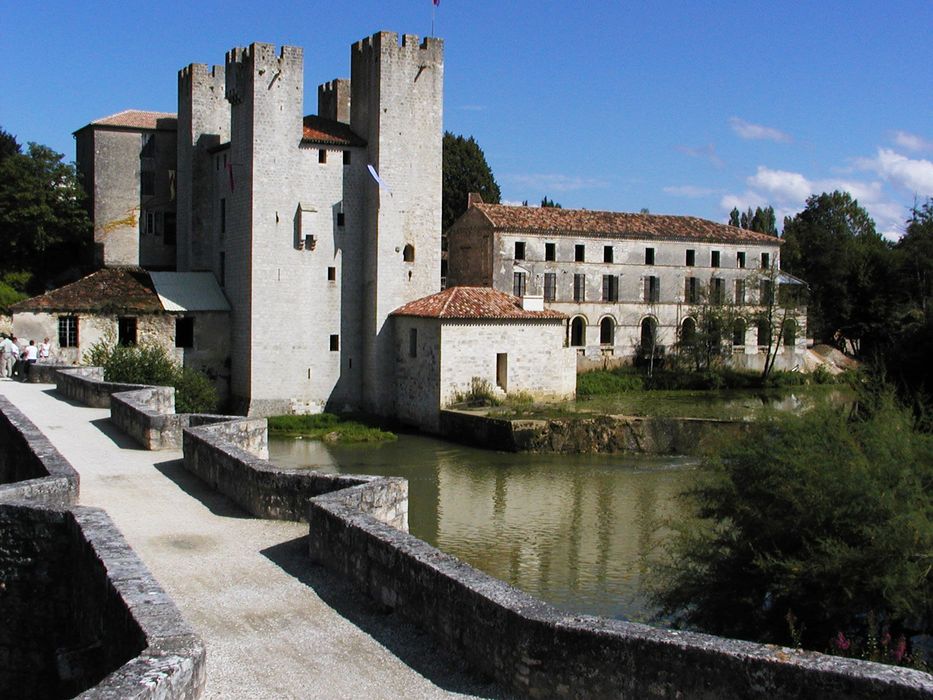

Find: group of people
0;334;51;381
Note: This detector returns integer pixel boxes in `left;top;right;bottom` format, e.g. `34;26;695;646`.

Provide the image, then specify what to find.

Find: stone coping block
0;502;205;699
0;394;79;507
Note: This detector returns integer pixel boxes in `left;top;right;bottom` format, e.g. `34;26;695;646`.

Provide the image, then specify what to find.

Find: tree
729;207;741;227
540;196;561;208
729;205;776;235
676;277;737;372
752;262;805;379
0;140;92;293
442;132;500;232
650;396;933;653
781;191;890;350
0;128;20;163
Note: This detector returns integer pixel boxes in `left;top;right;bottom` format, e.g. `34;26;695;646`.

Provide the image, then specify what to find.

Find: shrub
85;336;218;413
451;377;501;407
649;393;933;658
577;369;644;396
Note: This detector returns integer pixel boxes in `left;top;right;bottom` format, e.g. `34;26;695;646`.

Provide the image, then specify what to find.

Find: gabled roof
391;287;566;320
466;203;781;245
302;115;366;147
10;269;230;314
10;268;163;314
81;110;178;131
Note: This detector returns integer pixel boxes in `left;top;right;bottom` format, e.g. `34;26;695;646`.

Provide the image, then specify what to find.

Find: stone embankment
439;409;749;454
6;367;933;699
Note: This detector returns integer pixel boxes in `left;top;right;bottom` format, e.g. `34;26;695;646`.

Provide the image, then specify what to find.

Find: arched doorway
571;316;586;347
599;317;614;345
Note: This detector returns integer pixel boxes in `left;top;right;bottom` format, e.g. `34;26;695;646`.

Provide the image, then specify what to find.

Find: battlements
225;43;303;105
318;79;351;124
352;31;444;64
178;62;223;83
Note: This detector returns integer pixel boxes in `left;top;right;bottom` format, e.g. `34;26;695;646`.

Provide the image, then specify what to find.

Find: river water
269;434;698;622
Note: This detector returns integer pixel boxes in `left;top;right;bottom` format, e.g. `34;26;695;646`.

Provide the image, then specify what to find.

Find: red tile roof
10;268;164;314
391;287;566;320
470;203;781;245
88;110;178;130
302;115;366;147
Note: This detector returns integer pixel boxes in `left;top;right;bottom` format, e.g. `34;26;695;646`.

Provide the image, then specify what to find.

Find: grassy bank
267;413;397;443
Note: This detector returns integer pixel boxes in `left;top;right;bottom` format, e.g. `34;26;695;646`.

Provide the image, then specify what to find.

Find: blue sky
2;1;931;237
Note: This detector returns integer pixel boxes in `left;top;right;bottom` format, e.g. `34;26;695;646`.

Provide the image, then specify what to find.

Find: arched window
783;319;797;347
403;244;415;262
571;317;586;347
599;317;614;345
681;317;696;345
640;317;657;349
732;318;746;347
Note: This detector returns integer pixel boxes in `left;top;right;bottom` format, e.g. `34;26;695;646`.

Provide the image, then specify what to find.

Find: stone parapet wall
56;366;152;409
439;409;750;454
307;488;933;699
110;385;189;450
0;395;79;507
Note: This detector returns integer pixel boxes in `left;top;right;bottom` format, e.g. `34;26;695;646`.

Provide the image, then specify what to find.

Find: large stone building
16;31;574;427
447;196;807;371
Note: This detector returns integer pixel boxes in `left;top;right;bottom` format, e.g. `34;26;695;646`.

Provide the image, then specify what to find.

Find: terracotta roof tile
302;115;366;147
471;203;781;245
391;287;566;320
10;268;164;314
88;110;178;130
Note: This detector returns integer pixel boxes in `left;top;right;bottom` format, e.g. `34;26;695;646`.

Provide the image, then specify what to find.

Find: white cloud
855;148;933;195
747;167;811;201
503;173;609;192
729;117;792;143
676;143;723;169
663;185;720;198
892;130;933;153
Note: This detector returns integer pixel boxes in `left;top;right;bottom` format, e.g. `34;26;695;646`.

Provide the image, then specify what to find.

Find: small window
603;245;614;263
544;272;556;301
337;212;345;227
573;273;585;302
513;271;526;297
761;252;770;270
330;334;339;351
118;317;137;347
735;279;745;305
144;211;156;236
496;353;508;391
686;249;695;266
733;319;746;347
737;251;746;269
711;277;724;304
403;244;415;262
575;244;585;262
514;241;526;260
343;150;351;165
164;213;177;245
141;171;155;197
409;328;418;358
220;198;226;235
602;275;618;302
327;266;336;281
175;317;195;348
760;280;774;304
711;251;721;268
757;319;769;346
58;316;78;348
545;242;556;261
645;247;655;265
219;252;226;287
318;149;327;164
783;320;797;347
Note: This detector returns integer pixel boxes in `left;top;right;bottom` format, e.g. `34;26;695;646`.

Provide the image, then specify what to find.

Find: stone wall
439;409;750;454
110;385;191;450
307;488;932;699
182;416;407;527
0;395;79;507
55;366;152;408
0;503;205;699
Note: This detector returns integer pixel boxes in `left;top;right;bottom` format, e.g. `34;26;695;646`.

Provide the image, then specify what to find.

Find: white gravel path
1;381;505;699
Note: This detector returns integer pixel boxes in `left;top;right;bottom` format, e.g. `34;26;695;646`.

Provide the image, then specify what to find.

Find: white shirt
24;345;38;361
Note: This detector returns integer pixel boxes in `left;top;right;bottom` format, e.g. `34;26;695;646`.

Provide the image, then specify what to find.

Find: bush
85;336;218;414
267;413;396;442
577;369;644;396
649;393;933;659
451;377;501;407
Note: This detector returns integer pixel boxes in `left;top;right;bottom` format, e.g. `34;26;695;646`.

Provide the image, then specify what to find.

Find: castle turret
350;32;444;416
318;79;351;124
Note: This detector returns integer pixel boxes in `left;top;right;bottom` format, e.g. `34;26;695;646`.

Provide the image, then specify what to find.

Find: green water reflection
269;434;699;621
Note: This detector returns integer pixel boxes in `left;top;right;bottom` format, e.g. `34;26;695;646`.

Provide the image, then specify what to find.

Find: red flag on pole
433;0;440;5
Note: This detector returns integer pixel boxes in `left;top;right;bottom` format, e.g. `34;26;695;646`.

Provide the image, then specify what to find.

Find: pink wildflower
834;631;851;651
892;636;907;663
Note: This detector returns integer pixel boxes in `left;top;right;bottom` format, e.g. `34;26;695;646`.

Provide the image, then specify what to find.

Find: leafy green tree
650;396;933;651
0;140;92;293
442;132;500;231
729;207;741;227
896;199;933;314
781;191;890;350
676;278;737;372
729;205;776;235
0;128;20;163
540;196;562;208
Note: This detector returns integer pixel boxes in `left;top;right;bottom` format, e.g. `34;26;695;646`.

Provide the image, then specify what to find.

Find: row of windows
569;316;798;348
514;241;771;269
514;272;776;304
56;316;195;349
